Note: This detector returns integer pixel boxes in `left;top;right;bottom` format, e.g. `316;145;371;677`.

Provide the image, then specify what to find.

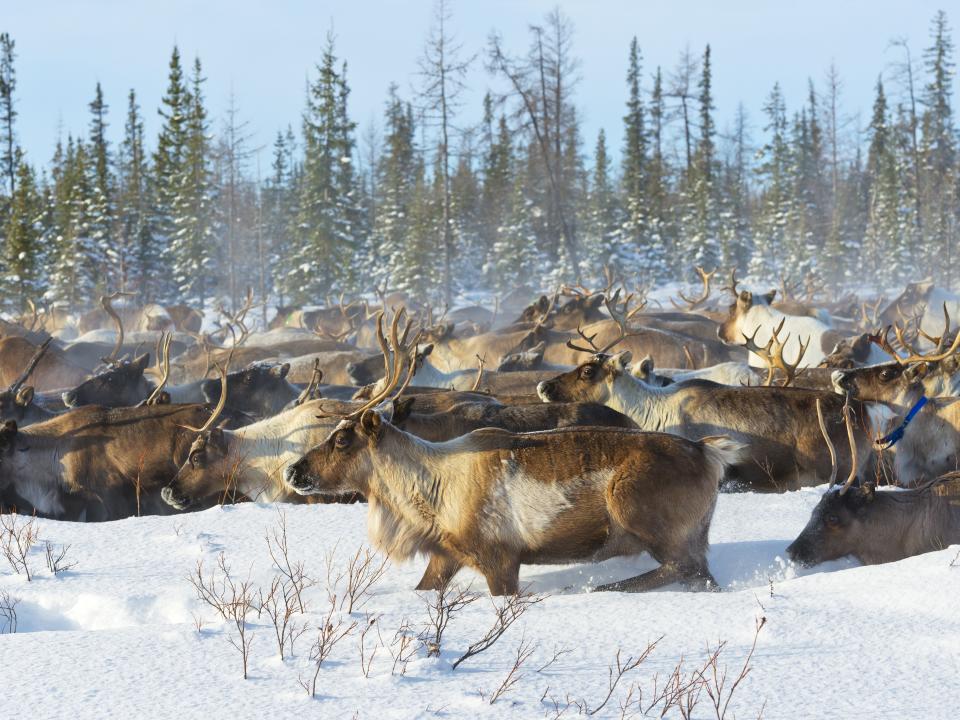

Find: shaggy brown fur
284;416;742;595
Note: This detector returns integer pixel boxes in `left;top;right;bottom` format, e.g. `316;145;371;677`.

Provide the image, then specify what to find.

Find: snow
1;487;958;719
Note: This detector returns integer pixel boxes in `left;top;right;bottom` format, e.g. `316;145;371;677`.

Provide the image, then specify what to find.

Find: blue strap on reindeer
876;396;928;449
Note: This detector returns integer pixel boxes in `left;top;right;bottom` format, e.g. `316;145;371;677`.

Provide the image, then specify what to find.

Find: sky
3;0;953;172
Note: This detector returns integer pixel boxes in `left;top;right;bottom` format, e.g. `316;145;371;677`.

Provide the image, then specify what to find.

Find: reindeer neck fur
857;484;960;563
892;399;960;486
4;430;70;517
227;402;338;500
608;371;680;432
364;423;481;561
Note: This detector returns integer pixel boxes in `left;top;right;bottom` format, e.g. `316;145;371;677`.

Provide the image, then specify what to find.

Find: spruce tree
152;46;189;301
87;82;115;287
369;85;417;291
117;89;153;296
750;83;791;281
170;57;216;304
0;33;16;201
3;149;42;307
621;37;647;269
286;35;359;302
919;10;957;282
644;66;672;279
863;78;902;285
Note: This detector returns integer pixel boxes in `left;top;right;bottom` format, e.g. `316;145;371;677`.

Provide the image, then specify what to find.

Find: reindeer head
62;353;151;408
284;412;382;497
201;361;297;418
286;310;418;497
717;289;777;346
537;351;633;405
787;396;871;567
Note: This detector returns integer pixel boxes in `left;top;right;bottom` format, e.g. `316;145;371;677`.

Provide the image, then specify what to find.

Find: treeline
0;6;957;314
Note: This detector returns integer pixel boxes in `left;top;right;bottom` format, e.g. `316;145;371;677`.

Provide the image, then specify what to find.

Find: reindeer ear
639;355;654;374
859;482;876;503
529;341;546;356
536;295;550;313
359;409;383;438
587;294;604;309
420;343;434;358
607;351;632;371
133;353;150;371
391;397;415;424
208;427;227;451
762;290;777;304
271;363;291;379
0;419;17;445
14;385;34;407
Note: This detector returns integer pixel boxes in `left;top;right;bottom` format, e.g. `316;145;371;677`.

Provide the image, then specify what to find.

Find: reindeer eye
189;451;204;468
335;433;350;449
880;369;896;381
580;366;595;380
824;513;840;527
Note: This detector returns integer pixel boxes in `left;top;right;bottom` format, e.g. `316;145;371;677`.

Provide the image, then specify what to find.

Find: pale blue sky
3;1;953;171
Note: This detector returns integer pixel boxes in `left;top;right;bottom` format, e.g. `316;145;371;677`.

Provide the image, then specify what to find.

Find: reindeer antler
721;269;741;298
9;337;52;394
917;302;952;352
144;332;173;406
472;354;485;392
815;395;859;493
294;358;323;406
182;363;229;435
100;291;136;366
742;319;809;386
876;319;960;366
671;266;717;311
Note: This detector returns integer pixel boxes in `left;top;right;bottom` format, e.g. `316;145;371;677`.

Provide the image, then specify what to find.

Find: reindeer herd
0;272;958;595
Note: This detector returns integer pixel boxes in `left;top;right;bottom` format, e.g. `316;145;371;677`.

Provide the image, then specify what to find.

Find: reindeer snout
161;485;192;510
831;370;850;396
346;362;365;385
537;380;556;402
283;461;313;494
785;537;812;567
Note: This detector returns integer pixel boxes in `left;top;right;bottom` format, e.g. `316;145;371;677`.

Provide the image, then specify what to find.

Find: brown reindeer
282;327;744;595
283;411;743;595
0;402;234;520
0;336;89;392
537;351;877;491
787;399;960;566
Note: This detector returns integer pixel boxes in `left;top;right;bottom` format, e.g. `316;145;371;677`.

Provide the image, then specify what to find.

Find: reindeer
160;311;415;511
282;333;744;595
832;327;960;486
537;332;877;490
0;339;61;426
0;336;89;392
389;397;637;441
0;401;234;520
718;287;887;368
787;398;960;567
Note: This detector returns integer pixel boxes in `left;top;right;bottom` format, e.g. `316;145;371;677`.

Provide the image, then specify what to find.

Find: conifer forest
0;6;957;311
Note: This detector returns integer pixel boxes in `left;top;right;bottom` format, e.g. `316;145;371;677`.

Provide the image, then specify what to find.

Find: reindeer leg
481;556;521;596
594;563;682;593
414;553;463;591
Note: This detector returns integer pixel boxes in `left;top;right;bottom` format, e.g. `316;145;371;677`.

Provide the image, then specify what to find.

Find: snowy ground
1;487;958;719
